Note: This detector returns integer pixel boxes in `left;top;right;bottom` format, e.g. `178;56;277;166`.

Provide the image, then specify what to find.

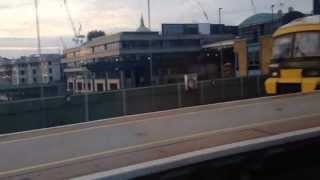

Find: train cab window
294;32;320;58
273;34;293;59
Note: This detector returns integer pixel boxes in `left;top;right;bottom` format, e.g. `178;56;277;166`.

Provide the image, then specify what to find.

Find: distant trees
87;30;106;41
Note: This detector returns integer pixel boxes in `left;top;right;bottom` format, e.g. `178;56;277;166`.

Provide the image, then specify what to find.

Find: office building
63;17;237;93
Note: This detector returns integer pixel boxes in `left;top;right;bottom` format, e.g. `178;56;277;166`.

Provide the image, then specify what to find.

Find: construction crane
63;0;85;45
190;0;209;22
250;0;257;14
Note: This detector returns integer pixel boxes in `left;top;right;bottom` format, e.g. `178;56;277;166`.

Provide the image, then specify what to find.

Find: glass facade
162;24;199;35
162;24;238;36
210;24;238;35
247;44;260;71
120;39;200;50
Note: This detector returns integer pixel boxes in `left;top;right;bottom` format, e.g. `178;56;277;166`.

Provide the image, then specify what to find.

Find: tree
87;30;106;41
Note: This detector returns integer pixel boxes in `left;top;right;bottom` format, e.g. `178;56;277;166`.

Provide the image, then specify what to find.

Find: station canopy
239;13;281;28
202;40;235;49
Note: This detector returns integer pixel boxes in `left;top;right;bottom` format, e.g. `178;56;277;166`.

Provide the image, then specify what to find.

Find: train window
294;32;320;58
272;34;293;59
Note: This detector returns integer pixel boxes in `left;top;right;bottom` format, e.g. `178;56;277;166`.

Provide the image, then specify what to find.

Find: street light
82;69;89;122
219;8;223;24
218;48;224;78
271;4;275;23
148;56;153;85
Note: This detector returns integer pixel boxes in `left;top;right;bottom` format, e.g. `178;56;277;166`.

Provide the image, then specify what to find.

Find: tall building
315;0;320;14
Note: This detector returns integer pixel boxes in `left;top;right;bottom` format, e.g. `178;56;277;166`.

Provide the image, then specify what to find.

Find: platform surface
0;93;320;180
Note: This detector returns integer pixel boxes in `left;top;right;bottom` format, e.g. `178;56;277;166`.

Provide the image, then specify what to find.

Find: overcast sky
0;0;314;57
0;0;314;37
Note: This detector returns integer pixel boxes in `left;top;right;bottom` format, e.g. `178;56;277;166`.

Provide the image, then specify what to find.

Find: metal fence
0;76;267;134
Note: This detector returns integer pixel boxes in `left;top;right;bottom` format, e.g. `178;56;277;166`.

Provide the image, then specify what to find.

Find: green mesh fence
0;76;267;134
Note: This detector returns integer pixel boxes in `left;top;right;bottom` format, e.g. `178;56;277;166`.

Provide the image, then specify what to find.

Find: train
265;15;320;94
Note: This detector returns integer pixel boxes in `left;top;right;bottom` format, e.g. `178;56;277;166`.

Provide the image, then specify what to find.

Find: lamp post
148;38;153;85
219;48;224;78
82;69;89;122
271;4;275;23
147;0;151;29
148;56;153;85
219;8;223;24
35;0;48;126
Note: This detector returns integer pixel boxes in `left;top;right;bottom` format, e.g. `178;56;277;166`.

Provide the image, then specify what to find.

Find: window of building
21;78;25;83
184;24;199;34
33;69;37;74
20;70;25;75
77;82;83;91
162;24;184;35
69;82;74;90
97;83;104;92
48;61;52;65
33;78;37;83
49;76;53;82
49;68;53;74
110;83;119;90
87;83;92;91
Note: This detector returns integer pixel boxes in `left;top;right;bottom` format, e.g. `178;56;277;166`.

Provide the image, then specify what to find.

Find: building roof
240;13;280;28
0;58;12;65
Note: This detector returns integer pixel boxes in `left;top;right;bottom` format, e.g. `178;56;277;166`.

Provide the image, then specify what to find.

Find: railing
0;76;267;134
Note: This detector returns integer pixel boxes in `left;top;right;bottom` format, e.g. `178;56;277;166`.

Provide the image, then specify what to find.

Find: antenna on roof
147;0;151;29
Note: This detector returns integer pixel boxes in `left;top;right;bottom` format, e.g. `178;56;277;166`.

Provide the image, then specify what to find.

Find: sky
0;0;314;58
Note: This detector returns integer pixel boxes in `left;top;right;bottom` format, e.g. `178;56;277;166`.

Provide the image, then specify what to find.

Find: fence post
177;83;182;108
200;81;205;105
257;76;261;97
122;89;127;115
84;93;89;122
240;77;245;98
40;85;46;128
151;86;155;111
221;79;225;101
